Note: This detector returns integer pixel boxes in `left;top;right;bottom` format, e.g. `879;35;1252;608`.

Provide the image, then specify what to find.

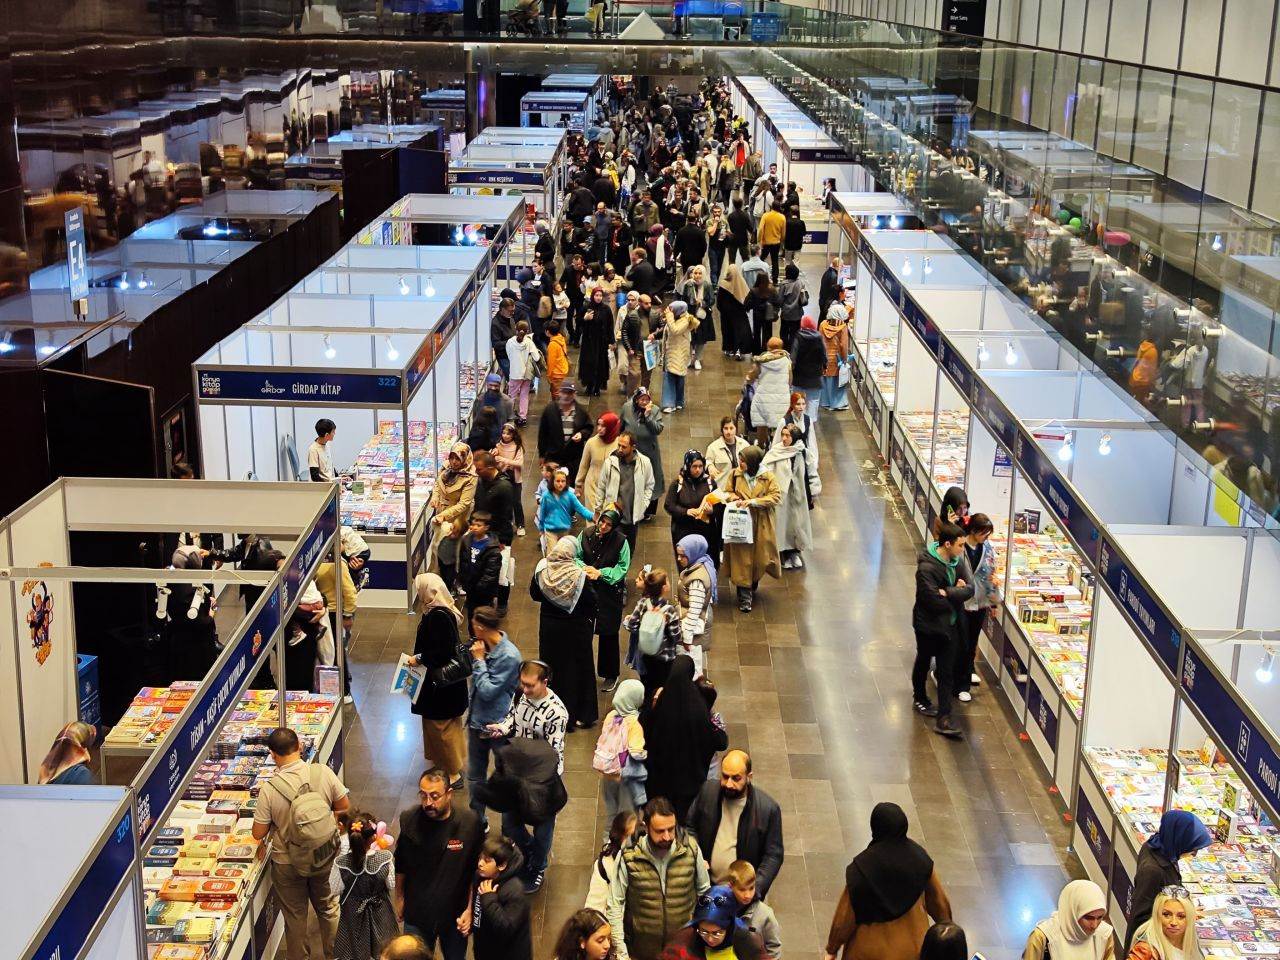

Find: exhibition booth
419;88;468;130
541;74;606;118
2;477;343;960
447;128;568;226
518;90;591;133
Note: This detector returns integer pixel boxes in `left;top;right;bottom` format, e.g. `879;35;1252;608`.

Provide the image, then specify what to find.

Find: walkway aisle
338;247;1083;957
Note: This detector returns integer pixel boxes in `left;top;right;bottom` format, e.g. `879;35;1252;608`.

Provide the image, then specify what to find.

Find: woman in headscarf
1125;810;1212;950
661;884;767;960
622;387;666;514
409;572;469;789
576;507;632;691
716;263;751;359
1023;880;1114;960
579;286;616;398
661;302;699;413
1127;887;1201;960
824;803;952;960
530;536;599;729
819;296;852;411
720;446;781;613
663;449;719;560
577;412;622;512
430;442;478;591
38;721;96;785
679;264;716;370
775;391;821;478
676;534;717;676
640;654;728;821
761;423;818;571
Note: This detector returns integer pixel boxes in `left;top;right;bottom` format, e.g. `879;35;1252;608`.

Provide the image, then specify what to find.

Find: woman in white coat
760;423;818;569
749;336;792;448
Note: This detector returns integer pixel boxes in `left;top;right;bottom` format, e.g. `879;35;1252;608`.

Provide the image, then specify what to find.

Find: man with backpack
252;727;349;960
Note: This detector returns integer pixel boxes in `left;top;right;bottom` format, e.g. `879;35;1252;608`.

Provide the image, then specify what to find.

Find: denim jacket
963;539;1003;611
468;634;521;729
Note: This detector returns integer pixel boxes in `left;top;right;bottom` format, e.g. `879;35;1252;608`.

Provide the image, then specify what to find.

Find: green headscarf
613;678;645;717
739;445;764;477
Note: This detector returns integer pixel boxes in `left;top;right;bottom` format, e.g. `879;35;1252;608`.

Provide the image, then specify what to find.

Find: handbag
837;360;851;389
722;503;754;544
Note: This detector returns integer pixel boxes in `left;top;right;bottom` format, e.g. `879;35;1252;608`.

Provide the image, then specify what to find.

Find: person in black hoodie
464;835;532;960
457;512;504;623
783;204;806;266
726;197;753;265
791;314;826;408
910;522;974;740
533;220;556;270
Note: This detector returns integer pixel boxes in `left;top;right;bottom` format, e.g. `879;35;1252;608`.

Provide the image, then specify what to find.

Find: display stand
447;128;568;227
519;90;591;133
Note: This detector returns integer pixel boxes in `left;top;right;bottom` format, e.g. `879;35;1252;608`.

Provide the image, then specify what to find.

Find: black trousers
762;243;781;283
597;631;621;681
911;627;957;720
955;609;987;694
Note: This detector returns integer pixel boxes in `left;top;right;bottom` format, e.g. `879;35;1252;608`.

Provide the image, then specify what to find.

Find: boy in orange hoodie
545;321;569;397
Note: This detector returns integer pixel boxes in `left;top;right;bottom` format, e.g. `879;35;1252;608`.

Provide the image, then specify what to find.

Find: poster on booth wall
993;447;1013;478
0;534;20;783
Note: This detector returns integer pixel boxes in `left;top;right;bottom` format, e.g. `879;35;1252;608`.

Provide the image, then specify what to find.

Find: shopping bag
643;339;661;371
498;547;516;588
683;643;705;679
721;503;754;544
316;622;336;666
837;360;851;389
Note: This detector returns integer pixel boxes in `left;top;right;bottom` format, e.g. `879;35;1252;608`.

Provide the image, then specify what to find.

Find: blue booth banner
521;97;585;114
1112;852;1135;920
197;368;404;407
283;496;340;614
937;338;972;395
872;257;904;311
1014;433;1100;561
1027;677;1060;750
136;589;281;842
970;378;1018;449
32;806;134;960
788;148;852;162
1096;536;1181;676
900;292;940;354
1076;786;1112;874
447;169;547;188
1181;645;1280;819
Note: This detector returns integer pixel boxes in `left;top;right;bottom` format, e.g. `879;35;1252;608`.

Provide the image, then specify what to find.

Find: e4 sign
944;0;986;36
65;208;89;303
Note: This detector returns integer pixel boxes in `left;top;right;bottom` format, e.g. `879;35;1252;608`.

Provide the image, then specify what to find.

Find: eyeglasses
695;926;728;940
1160;885;1192;900
418;790;448;802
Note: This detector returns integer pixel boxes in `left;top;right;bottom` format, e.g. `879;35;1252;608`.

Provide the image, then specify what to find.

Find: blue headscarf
678;534;718;605
688;884;740;931
1147;810;1212;860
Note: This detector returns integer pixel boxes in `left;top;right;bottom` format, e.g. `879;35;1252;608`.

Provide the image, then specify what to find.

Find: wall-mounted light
323;335;337;360
0;331;14;354
976;339;989;362
118;272;131;291
1257;648;1275;683
136;272;152;290
1211;234;1224;252
424;277;436;297
399;275;410;295
385;336;399;362
1098;433;1112;456
901;258;912;277
888;215;901;229
39;332;57;356
1057;434;1074;462
1004;340;1018;365
922;256;933;276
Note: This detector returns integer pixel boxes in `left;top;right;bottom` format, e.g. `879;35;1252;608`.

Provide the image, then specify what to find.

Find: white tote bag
721;503;754;544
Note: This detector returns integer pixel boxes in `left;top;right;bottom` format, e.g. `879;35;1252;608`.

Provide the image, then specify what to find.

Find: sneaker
602;677;619;692
781;555;794;569
913;699;937;717
957;691;973;703
676;405;684;411
343;694;354;705
793;555;805;569
694;360;703;370
517;526;527;537
934;717;964;739
971;672;982;686
524;869;545;894
497;605;508;618
662;406;676;414
738;599;752;613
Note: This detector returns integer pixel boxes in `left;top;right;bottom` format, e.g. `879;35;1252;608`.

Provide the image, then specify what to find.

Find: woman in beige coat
720;445;781;613
661;301;700;413
825;803;952;960
430;442;478;591
576;412;621;512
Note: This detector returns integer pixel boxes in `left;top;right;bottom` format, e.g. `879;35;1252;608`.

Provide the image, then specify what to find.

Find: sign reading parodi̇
197;369;404;406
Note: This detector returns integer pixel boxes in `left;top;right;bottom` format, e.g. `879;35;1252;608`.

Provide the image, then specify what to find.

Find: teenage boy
457;512;504;623
308;418;336;482
727;860;782;960
466;607;521;822
911;521;974;740
462;834;533;960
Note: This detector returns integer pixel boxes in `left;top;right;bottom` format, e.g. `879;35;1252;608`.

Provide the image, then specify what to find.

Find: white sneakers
971;672;981;685
957;691;972;703
517;527;527;537
694;360;703;370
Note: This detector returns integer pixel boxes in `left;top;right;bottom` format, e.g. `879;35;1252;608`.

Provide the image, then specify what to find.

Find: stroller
506;0;542;34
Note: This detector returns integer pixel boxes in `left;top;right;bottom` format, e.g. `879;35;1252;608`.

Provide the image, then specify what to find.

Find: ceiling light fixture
1005;340;1018;365
118;272;130;291
976;339;989;362
1057;434;1074;462
385;336;399;362
1098;433;1112;456
1211;234;1224;252
136;272;152;290
0;331;14;354
424;277;436;297
1258;648;1275;683
399;276;410;295
922;256;933;276
323;335;336;360
901;258;912;277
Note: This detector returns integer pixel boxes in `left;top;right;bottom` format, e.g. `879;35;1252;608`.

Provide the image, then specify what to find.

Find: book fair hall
9;5;1280;957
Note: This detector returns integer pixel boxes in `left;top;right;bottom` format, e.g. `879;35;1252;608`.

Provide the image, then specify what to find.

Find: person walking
776;392;819;474
720;446;781;613
538;380;594;478
639;655;728;820
466;835;533;960
675;534;717;673
705;416;743;488
553;908;616;960
546;321;570;397
621;388;665;515
577;413;623;516
679;265;715;370
408;573;470;790
792;314;826;412
530;537;599;729
576;508;632;690
580;287;616;397
594;681;648;822
251;728;349;960
820;301;851;411
706;204;730;284
716;263;751;360
493;423;527;538
505;322;541;426
1125;811;1212;951
955;514;1000;703
659;883;768;960
748;339;792;448
684;750;784;895
334;815;399;960
538;467;595;555
726;197;752;265
1022;880;1114;960
823;803;952;960
430;443;478;591
465;606;523;823
761;424;817;571
783;204;806;266
624;567;684;702
661;302;699;413
456;511;504;623
777;263;808;348
757;202;786;283
910;521;973;740
743;273;781;355
663;448;717;557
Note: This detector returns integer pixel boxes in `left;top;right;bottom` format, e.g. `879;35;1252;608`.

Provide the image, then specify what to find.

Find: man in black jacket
623;247;658;297
491;299;518;380
818;255;842;320
684;750;784;897
536;379;594;477
395;770;483;960
568;179;597;223
673;216;708;286
726;197;753;265
910;521;974;740
457;512;504;623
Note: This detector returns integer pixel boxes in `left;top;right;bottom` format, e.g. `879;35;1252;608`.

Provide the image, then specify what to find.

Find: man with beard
606;796;711;960
394;769;483;960
683;750;784;897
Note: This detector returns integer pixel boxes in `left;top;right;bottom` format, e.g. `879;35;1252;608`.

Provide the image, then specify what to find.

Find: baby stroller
506;0;542;34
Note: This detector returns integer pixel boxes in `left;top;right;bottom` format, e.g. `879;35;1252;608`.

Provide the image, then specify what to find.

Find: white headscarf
534;537;587;612
1039;880;1112;960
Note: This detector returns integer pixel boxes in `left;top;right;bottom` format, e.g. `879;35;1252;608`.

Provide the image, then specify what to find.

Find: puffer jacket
749;350;792;427
663;311;700;375
819;319;850;378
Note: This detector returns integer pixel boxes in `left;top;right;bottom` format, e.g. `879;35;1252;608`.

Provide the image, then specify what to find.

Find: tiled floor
338;249;1085;956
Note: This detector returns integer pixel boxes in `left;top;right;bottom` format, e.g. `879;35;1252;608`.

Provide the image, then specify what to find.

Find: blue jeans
502;812;557;875
662;371;686;408
802;386;822;413
405;923;468;960
821;374;848;410
467;726;499;820
708;246;724;285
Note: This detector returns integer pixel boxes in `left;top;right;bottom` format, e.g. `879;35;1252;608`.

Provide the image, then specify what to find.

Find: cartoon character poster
22;569;54;666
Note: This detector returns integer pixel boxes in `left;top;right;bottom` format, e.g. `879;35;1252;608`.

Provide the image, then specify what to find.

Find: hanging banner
196;369;404;406
447;170;547;188
937;338;972;395
1096;536;1182;676
1075;786;1112;874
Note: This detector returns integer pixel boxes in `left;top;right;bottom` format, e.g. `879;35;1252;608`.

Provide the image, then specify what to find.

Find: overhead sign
788;148;852;163
196;368;404;406
944;0;987;36
447;169;546;188
65;208;89;302
1014;432;1100;562
1096;536;1182;676
281;495;339;613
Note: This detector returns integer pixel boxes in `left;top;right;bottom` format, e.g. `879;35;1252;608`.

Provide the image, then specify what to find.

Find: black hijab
581;509;627;571
641;655;721;794
845;802;934;924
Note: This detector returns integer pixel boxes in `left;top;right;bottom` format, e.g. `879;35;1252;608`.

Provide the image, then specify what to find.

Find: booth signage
873;258;903;309
900;292;939;354
1075;786;1112;872
521;98;584;113
1112;853;1135;920
1096;537;1181;675
937;339;972;395
1027;678;1059;748
447;170;546;188
283;496;340;613
1014;434;1099;561
326;727;346;775
136;590;281;842
197;369;404;406
65;208;89;303
856;232;872;267
788;148;851;162
32;805;134;960
970;379;1018;448
1181;645;1280;819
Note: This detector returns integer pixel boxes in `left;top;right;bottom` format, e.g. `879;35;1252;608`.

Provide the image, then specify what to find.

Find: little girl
623;568;684;703
536;466;594;555
334;813;397;960
593;679;648;821
585;811;638;912
494;422;527;537
552;281;570;324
